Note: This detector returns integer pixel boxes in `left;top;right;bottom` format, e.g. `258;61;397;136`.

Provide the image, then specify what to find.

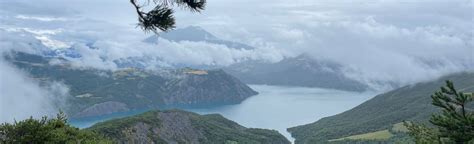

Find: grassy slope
329;130;393;142
328;122;408;142
288;72;474;144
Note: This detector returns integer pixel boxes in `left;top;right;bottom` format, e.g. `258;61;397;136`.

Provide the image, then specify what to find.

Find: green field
329;130;393;142
391;122;408;132
328;122;408;142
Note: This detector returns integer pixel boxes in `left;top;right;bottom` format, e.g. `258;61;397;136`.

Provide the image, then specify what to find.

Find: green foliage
0;112;111;143
288;73;474;144
191;114;290;144
322;123;413;144
406;81;474;143
138;4;175;32
329;130;394;142
404;121;440;144
130;0;206;33
430;81;474;143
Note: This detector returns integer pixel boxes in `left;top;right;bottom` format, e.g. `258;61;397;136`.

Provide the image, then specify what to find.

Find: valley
1;1;472;142
5;50;473;144
69;85;378;142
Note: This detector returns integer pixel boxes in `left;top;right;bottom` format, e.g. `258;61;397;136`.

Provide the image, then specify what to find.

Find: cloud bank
0;28;71;122
182;0;473;86
0;0;473;90
0;59;69;123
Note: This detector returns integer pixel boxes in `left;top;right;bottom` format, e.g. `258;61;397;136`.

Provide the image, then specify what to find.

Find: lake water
70;85;378;142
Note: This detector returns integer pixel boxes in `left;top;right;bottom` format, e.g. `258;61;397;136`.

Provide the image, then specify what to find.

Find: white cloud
0;0;471;122
179;0;473;86
15;15;68;22
0;29;70;122
0;0;472;88
59;37;285;70
0;59;69;123
34;35;70;49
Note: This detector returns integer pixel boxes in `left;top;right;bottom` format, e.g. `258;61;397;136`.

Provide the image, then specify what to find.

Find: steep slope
88;110;290;144
4;52;257;118
288;72;474;143
224;55;369;92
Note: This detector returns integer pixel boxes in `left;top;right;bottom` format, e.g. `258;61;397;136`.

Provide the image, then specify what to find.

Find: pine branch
152;0;206;12
429;80;474;142
130;0;206;33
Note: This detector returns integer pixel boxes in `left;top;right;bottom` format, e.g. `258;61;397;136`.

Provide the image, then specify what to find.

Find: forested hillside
288;72;474;143
88;110;290;144
4;52;257;118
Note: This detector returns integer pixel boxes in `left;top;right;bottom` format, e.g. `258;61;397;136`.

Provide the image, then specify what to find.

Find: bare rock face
122;123;155;144
155;112;204;143
122;111;205;144
73;101;129;118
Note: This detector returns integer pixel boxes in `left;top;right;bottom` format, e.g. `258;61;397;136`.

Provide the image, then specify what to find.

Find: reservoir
70;85;378;142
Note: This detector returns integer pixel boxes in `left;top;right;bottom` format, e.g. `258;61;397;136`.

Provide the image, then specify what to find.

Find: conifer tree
403;121;440;143
405;81;474;143
430;81;474;143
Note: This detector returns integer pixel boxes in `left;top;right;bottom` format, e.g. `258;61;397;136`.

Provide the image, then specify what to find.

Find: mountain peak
144;26;255;50
168;26;217;40
151;26;217;42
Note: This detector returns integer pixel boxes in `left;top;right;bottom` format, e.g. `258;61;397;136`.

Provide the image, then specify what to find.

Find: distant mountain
145;27;373;91
144;26;255;50
287;72;474;143
23;25;370;92
88;110;290;144
143;26;370;91
224;55;369;92
5;52;257;118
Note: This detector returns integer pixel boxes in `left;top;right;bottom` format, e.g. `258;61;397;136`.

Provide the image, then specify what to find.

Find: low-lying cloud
0;59;69;123
0;0;473;90
186;0;473;86
0;29;70;123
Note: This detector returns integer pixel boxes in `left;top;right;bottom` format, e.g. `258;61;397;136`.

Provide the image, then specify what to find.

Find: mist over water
70;85;378;142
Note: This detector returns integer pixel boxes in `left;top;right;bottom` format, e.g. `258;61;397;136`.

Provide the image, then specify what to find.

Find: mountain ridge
87;109;291;144
4;51;258;118
144;26;255;50
287;72;474;143
224;55;369;92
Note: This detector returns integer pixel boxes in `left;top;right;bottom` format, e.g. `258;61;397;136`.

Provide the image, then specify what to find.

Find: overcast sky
0;0;473;120
0;0;473;83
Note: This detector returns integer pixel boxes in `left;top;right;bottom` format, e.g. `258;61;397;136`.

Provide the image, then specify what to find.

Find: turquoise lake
69;85;378;142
